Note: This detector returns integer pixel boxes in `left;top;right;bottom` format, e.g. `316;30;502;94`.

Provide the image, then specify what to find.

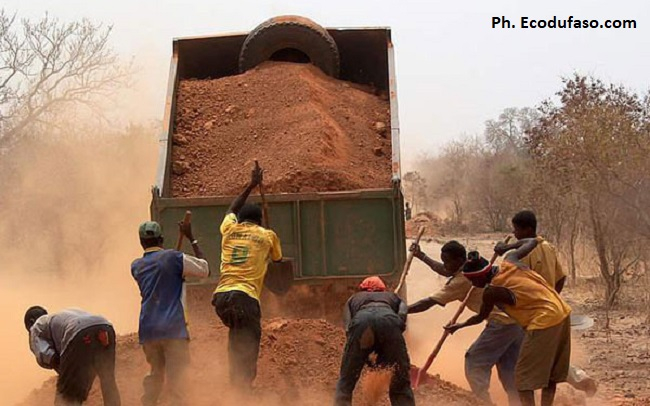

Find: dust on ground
170;62;392;197
20;305;485;406
406;235;650;406
567;287;650;404
0;131;157;405
13;222;650;406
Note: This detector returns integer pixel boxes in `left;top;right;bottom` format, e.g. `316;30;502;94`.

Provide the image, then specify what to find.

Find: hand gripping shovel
411;236;511;388
395;226;426;295
255;161;294;295
176;211;192;325
176;211;192;250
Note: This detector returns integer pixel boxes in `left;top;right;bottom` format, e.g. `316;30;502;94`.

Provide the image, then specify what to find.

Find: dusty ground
171;62;392;197
19;234;649;406
566;288;650;405
406;236;650;406
20;290;485;406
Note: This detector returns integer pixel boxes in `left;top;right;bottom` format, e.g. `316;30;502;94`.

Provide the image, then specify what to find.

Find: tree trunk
568;215;579;286
589;203;614;308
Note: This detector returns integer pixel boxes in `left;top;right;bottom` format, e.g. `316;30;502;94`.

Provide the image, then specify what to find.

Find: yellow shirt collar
144;247;164;254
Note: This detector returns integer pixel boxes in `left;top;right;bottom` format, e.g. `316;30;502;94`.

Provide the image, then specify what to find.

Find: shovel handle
255;160;270;228
395;226;426;294
414;235;512;388
175;211;192;251
414;285;473;387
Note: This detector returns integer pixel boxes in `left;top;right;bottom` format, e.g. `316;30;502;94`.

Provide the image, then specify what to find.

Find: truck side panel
153;190;404;282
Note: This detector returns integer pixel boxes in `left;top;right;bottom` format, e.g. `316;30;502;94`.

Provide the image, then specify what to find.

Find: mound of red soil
21;316;484;406
406;212;442;238
170;62;392;197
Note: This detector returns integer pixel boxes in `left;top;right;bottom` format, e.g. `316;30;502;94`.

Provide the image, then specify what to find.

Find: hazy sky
5;0;650;163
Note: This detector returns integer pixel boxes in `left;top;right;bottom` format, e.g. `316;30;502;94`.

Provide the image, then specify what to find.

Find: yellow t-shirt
491;261;571;330
214;213;282;301
521;237;566;288
430;274;514;325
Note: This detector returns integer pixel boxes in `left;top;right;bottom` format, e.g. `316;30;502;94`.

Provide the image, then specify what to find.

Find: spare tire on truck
239;15;340;78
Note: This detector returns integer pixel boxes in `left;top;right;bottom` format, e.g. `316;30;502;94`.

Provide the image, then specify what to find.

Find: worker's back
31;309;110;356
216;213;282;301
522;237;565;287
131;248;187;342
492;261;571;330
347;291;402;319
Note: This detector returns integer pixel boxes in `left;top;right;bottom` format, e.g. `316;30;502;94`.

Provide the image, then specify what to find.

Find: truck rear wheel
239;15;340;77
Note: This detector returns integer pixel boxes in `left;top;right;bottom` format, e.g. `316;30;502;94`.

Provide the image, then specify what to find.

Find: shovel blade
570;314;595;330
409;365;433;389
264;258;294;295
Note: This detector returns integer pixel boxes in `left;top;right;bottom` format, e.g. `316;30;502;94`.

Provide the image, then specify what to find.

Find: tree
528;74;650;306
468;147;530;232
403;171;428;215
435;138;479;225
484;107;539;153
0;10;130;147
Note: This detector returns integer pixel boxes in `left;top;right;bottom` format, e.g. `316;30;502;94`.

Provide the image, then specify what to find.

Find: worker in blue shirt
131;220;209;406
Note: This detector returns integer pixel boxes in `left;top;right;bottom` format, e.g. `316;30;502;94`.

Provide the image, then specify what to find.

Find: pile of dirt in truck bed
21;317;484;406
170;61;392;197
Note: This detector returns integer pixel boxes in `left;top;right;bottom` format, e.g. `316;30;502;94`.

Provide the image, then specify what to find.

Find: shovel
411;236;511;388
255;161;295;295
395;226;426;295
176;210;192;250
175;210;192;321
570;314;594;330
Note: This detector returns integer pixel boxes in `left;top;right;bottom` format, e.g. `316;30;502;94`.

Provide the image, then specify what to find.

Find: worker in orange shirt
447;239;572;406
507;210;597;396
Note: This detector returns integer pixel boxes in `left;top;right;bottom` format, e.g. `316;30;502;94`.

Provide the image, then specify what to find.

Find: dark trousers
334;308;415;406
56;325;121;406
213;290;262;388
465;321;525;406
141;339;190;406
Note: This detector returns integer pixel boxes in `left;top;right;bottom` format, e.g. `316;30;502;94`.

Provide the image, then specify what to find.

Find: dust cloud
405;238;510;405
0;123;158;404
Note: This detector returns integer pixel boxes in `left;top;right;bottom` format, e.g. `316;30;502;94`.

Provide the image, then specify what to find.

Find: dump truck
150;16;406;320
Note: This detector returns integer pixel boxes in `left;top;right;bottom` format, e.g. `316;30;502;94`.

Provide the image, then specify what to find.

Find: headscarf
359;276;387;292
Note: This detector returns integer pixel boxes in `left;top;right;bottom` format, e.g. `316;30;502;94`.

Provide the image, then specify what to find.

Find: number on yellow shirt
231;245;250;264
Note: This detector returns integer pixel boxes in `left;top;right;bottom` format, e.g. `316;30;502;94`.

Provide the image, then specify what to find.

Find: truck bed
151;22;405;291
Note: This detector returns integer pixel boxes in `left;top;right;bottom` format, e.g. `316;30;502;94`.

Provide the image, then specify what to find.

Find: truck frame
150;21;406;319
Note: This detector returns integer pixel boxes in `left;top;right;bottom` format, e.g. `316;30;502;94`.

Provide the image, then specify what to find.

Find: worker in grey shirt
25;306;121;405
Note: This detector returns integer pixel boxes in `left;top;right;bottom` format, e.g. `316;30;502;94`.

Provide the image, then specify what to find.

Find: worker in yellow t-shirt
212;163;282;388
446;238;572;406
507;210;596;396
511;210;567;292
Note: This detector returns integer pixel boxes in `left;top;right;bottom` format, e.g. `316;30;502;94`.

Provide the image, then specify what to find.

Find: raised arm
178;218;210;277
228;164;263;215
179;219;205;259
501;238;539;264
410;243;452;277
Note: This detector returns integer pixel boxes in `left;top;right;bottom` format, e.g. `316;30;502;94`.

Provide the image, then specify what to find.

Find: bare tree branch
0;9;131;147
